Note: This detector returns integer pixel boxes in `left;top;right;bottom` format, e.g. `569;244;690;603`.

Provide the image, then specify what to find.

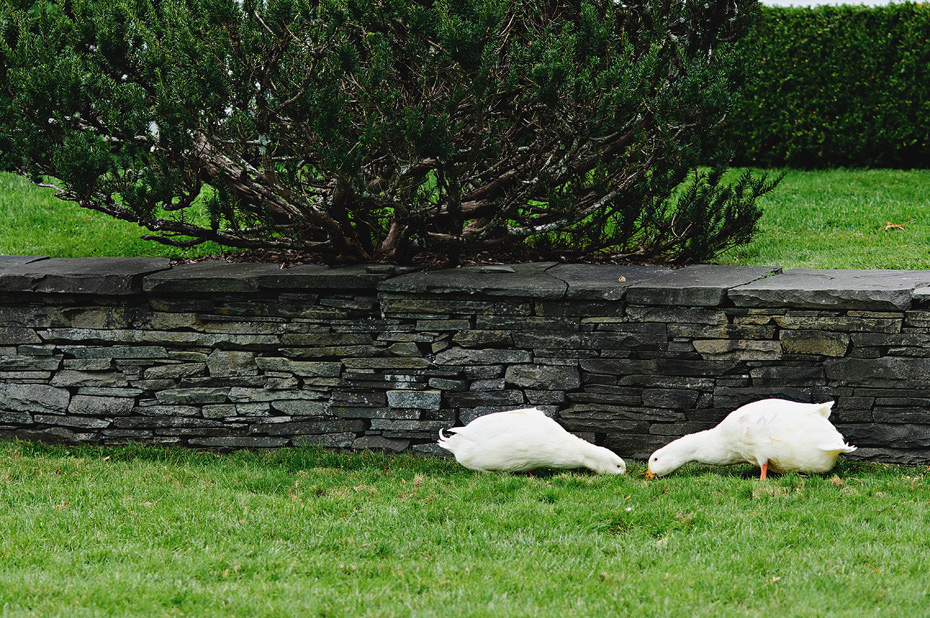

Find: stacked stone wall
2;256;930;463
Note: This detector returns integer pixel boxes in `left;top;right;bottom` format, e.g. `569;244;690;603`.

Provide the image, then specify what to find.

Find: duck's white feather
438;407;626;474
647;399;856;478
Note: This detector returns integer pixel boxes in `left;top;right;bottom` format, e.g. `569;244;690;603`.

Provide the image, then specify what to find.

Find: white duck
438;407;627;474
646;398;856;480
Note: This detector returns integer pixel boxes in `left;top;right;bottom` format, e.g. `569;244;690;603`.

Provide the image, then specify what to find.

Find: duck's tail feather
815;401;835;418
437;428;460;450
819;441;856;453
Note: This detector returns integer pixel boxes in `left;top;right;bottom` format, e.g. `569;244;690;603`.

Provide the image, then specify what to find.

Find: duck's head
587;447;627;475
645;434;701;478
645;449;673;478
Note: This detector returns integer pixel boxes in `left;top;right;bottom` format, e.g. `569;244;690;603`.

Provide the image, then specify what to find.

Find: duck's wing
438;408;583;472
740;401;855;455
727;400;834;437
445;408;549;443
716;402;792;466
719;404;778;442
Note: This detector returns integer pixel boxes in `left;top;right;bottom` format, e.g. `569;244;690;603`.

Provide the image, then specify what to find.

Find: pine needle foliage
0;0;778;264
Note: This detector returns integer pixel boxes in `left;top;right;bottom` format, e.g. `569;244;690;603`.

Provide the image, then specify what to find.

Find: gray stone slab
142;260;264;293
546;264;671;301
505;363;581;390
377;262;566;299
387;389;442;410
142;260;390;294
0;383;70;413
188;436;290;448
730;268;930;311
825;356;930;387
913;287;930;302
626;264;781;307
0;256;47;267
351;435;410;452
0;257;170;295
249;263;398;290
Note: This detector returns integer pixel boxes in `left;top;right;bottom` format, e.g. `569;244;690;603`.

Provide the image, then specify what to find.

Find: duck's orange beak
645;469;656;480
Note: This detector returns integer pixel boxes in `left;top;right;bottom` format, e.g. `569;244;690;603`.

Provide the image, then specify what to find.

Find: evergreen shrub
0;0;777;264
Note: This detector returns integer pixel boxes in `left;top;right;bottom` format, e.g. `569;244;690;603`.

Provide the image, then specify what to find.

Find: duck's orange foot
759;461;768;481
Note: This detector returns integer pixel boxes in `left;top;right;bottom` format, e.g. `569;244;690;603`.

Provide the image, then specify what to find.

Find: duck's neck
574;437;615;470
580;439;608;462
670;428;735;466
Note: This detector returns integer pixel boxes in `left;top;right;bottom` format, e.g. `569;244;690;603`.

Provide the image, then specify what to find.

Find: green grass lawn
0;441;926;617
3;168;930;269
0;173;228;261
714;168;930;270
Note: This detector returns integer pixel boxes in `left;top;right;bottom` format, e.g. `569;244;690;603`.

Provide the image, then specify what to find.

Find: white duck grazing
437;407;627;474
646;399;856;480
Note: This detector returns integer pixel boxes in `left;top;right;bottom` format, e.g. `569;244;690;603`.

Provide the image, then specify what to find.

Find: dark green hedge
728;3;930;168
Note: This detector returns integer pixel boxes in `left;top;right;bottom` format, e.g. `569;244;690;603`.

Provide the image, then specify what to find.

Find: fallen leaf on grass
883;221;906;231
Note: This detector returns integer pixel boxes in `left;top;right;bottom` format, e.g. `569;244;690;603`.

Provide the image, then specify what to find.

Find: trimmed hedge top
729;4;930;169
